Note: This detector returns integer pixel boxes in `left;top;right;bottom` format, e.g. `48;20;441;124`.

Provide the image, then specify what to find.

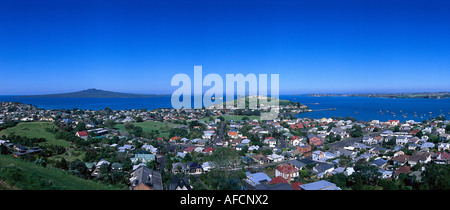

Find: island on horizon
14;88;170;98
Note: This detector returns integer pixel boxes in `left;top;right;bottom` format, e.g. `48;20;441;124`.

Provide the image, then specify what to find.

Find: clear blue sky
0;0;449;95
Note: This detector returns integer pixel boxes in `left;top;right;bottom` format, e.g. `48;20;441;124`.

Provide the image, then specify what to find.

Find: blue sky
0;0;449;95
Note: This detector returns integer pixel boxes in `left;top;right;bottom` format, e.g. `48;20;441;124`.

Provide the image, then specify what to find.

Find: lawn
115;121;180;138
0;155;125;190
0;122;71;147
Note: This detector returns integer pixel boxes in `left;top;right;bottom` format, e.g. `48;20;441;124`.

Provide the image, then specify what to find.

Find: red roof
183;147;196;152
204;148;215;153
76;131;88;137
276;164;298;174
269;176;288;184
394;166;411;176
291;181;304;190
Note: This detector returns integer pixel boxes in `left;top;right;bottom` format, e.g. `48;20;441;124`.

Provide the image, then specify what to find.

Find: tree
75;122;86;131
124;122;134;131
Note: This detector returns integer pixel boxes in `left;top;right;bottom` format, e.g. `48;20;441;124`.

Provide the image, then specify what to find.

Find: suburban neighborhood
0;101;449;190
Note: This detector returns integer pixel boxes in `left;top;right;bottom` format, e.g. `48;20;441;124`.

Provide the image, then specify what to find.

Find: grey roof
289;159;306;169
370;158;388;167
131;166;163;190
314;163;334;173
255;183;294;190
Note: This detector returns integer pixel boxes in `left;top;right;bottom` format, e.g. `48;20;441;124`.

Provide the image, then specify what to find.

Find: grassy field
0;155;125;190
200;115;261;122
0;122;71;147
115;121;180;138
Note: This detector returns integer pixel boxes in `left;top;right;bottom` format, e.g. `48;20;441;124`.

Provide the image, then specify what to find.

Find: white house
396;136;409;145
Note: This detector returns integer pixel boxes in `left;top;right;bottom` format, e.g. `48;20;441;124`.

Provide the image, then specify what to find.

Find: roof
247;172;272;185
76;131;88;136
269;176;288;184
291;181;304;190
276;164;298;174
394;166;411;176
300;180;341;190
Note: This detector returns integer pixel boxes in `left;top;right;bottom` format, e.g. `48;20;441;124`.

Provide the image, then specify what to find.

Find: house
289;159;306;170
312;150;337;162
252;154;269;165
203;147;215;154
245;172;272;187
435;152;450;164
300;180;341;190
396;136;408;145
393;155;410;166
187;162;203;174
370;158;388;168
130;154;156;164
296;145;312;157
111;162;123;172
168;176;192;190
263;137;277;148
312;163;334;178
420;142;435;151
275;164;299;182
362;136;376;145
129;165;163;190
183;146;196;154
267;154;284;163
269;176;288;184
228;131;239;139
408;151;432;166
291;181;304;190
76;131;89;139
172;162;188;174
307;134;323;146
394;165;411;178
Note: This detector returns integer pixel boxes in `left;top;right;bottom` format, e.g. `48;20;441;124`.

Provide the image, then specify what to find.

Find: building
129;165;163;190
275;164;299;182
75;131;88;139
300;180;341;190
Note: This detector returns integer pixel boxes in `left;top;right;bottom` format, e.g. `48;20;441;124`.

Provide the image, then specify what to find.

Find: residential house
370;158;388;168
129;165;163;190
396;136;408;145
312;150;337;162
168;176;192;190
267;154;284;163
392;155;410;166
312;163;334;178
408;151;432;166
245;172;272;187
394;166;411;178
76;131;89;139
187;162;203;174
172;162;188;174
307;134;323;146
130;154;156;164
300;180;341;190
252;154;269;165
275;164;299;182
296;145;312;157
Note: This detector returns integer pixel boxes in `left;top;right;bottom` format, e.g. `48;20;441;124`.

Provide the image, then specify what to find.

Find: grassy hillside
0;155;125;190
115;121;179;138
0;122;71;147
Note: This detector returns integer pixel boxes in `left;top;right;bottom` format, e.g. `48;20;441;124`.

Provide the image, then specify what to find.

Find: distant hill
16;88;169;98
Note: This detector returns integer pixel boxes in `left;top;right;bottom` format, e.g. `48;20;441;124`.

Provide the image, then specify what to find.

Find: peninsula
15;88;169;98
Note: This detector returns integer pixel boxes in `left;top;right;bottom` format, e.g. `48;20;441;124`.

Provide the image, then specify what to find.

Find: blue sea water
0;95;448;122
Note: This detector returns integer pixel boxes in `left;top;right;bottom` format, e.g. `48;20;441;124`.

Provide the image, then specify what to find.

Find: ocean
0;95;448;122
